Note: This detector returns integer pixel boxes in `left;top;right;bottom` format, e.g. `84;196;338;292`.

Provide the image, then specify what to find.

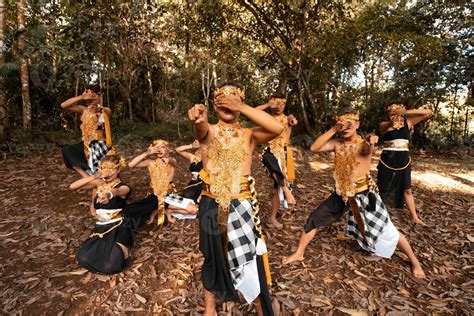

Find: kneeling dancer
71;154;133;274
128;139;198;226
283;108;425;279
188;82;283;315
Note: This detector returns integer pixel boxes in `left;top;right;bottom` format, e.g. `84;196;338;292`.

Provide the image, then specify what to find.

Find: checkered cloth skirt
226;199;257;284
347;190;389;253
87;140;109;175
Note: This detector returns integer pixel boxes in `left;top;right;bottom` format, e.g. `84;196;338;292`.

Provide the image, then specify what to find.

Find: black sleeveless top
189;161;203;173
382;120;410;142
93;181;130;210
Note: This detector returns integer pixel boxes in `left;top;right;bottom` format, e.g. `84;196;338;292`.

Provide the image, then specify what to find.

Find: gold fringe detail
379;156;411;171
90;218;123;238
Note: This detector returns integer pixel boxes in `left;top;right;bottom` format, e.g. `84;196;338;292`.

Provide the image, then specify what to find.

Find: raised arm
129;147;154;168
175;141;199;162
406;108;432;128
255;102;271;111
379;121;391;134
310;125;342;153
60;90;97;113
70;174;101;190
188;104;211;143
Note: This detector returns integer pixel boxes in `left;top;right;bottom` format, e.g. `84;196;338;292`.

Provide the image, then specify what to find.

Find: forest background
0;0;472;151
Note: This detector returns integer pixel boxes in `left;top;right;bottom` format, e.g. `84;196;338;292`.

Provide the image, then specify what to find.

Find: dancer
174;140;203;203
71;154;133;274
60;85;112;177
128;140;198;226
256;95;297;228
188;81;283;315
282;108;425;279
377;103;432;225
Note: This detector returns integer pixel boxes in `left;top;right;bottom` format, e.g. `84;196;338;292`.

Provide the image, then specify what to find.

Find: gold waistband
201;178;252;200
353;175;376;194
383;141;409;149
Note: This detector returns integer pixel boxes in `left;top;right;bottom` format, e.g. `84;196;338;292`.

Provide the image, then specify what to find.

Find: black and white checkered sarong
347;191;389;252
87;140;109;175
226;199;257;286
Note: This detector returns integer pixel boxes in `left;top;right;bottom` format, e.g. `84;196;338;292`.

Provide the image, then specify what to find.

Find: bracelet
107;191;114;200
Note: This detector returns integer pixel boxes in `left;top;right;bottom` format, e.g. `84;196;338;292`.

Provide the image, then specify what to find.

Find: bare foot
412;217;427;226
165;209;176;224
270;217;283;229
412;263;425;278
146;210;158;225
282;252;304;265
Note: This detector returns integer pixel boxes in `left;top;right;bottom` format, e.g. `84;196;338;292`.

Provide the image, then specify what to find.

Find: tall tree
17;0;30;129
0;0;7;141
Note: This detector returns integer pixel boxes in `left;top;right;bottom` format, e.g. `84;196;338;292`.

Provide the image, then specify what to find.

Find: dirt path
0;146;472;314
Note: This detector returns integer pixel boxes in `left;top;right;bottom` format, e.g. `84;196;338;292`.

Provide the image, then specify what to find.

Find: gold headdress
152;139;169;147
387;104;405;112
100;156;126;171
214;86;245;100
336;112;359;123
271;98;287;104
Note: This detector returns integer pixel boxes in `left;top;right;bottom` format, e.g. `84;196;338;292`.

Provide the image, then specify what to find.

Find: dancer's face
85;89;101;106
270;99;286;115
338;119;359;139
213;86;242;123
154;144;169;158
100;167;119;182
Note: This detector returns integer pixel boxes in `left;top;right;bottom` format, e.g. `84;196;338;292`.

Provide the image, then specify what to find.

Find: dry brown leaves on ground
0;145;472;314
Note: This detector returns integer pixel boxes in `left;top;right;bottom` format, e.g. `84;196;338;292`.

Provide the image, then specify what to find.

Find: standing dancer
188;82;283;316
282;108;425;279
70;155;134;274
256;95;297;229
377;103;432;225
60;85;112;177
128;140;198;226
174;140;203;203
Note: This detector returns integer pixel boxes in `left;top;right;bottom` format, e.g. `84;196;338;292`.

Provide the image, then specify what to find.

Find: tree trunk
74;74;79;130
18;0;31;130
146;70;155;123
297;68;310;132
0;0;8;141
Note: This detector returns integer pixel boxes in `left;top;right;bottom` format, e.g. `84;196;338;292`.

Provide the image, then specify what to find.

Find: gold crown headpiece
100;156;126;171
336;112;359;122
214;86;245;100
152;139;169;147
387;104;405;111
271;98;287;103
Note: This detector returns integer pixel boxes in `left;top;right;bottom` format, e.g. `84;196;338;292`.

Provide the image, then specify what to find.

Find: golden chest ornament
206;122;248;210
96;178;121;202
80;107;100;144
334;137;364;202
148;159;170;199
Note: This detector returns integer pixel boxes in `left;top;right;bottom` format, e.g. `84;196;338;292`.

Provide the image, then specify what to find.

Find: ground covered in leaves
0;144;472;315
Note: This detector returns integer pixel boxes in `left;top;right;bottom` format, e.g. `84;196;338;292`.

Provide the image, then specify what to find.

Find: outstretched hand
288;114;298;126
188;104;207;124
366;133;379;144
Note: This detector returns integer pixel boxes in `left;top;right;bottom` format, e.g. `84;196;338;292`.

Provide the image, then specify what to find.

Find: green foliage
1;0;471;148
